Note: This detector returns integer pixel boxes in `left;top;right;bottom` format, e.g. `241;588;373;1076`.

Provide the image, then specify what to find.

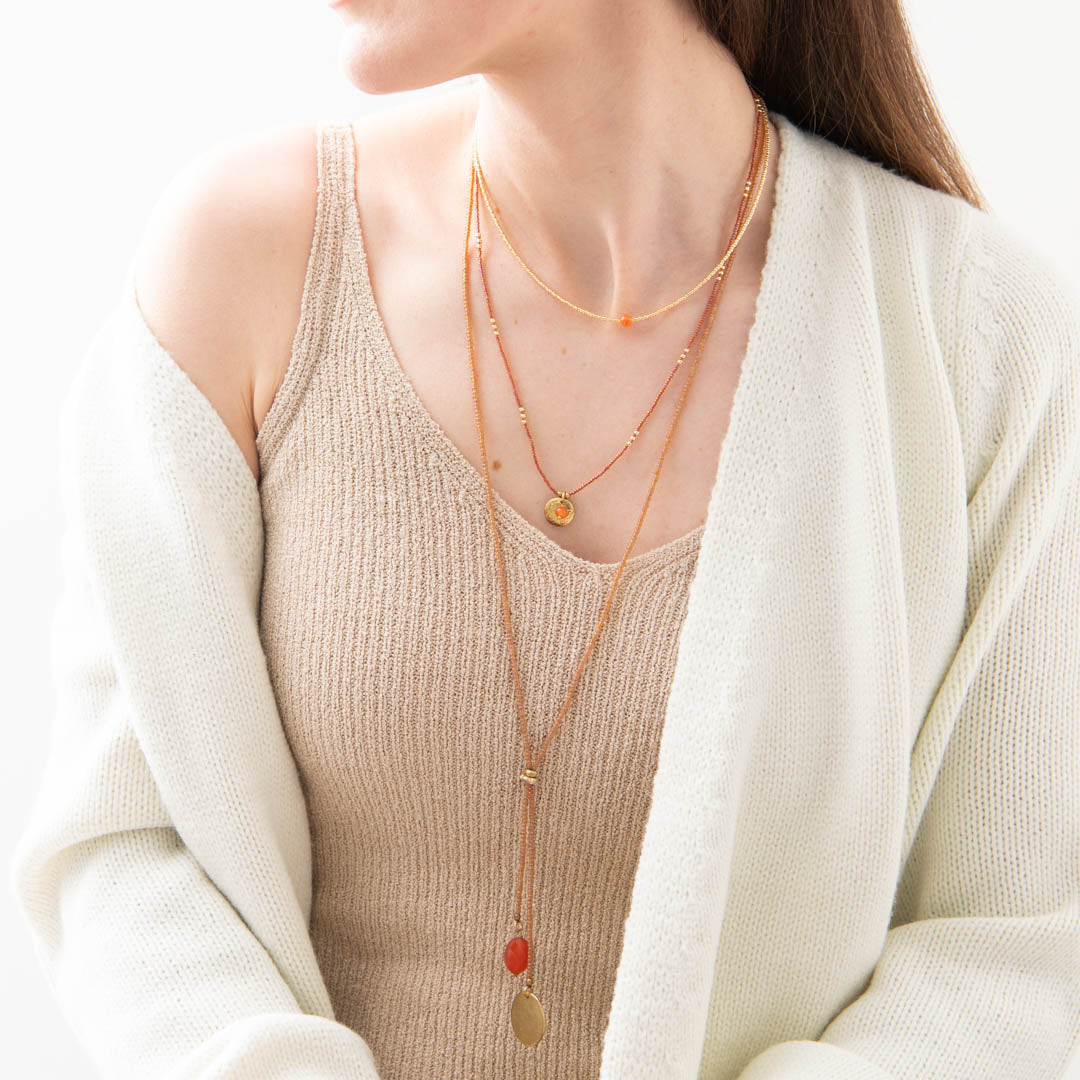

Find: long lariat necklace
471;92;769;527
459;95;771;1046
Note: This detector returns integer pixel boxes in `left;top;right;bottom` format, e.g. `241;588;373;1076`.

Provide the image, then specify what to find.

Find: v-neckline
340;109;792;580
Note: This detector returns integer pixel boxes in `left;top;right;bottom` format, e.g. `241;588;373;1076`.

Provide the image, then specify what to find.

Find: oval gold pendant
511;988;546;1046
544;492;574;527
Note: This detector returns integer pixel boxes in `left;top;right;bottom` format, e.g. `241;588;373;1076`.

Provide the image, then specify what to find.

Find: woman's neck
458;2;765;319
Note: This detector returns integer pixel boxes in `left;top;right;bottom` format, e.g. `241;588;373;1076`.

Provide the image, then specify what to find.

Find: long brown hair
688;0;986;210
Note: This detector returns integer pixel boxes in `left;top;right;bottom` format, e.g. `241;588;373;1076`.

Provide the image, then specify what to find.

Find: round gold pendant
511;988;546;1046
544;492;574;527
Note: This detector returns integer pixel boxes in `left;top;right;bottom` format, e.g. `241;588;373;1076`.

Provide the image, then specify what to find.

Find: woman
10;0;1080;1078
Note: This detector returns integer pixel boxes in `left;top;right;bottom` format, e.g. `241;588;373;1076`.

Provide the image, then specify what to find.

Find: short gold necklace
460;97;768;1047
472;95;770;527
471;91;768;327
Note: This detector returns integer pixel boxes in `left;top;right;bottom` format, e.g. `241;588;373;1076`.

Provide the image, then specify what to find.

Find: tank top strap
254;118;360;474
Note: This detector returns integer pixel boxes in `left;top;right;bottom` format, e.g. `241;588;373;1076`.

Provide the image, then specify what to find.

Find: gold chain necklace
471;91;767;327
471;94;770;527
459;95;770;1047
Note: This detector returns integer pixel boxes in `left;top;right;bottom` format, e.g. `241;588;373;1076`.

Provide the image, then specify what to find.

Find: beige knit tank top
254;118;705;1079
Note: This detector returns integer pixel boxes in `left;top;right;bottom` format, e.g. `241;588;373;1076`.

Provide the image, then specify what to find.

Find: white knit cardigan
10;110;1080;1079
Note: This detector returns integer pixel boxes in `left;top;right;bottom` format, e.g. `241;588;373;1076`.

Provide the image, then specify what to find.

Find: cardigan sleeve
736;213;1080;1079
7;276;385;1079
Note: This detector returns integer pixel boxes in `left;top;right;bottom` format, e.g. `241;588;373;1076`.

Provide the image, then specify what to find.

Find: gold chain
471;93;769;326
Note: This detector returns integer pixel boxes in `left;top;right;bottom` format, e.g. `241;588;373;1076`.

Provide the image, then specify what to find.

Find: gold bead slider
519;768;538;786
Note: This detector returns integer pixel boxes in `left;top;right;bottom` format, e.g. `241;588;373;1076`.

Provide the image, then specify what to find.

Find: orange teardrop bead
504;936;529;975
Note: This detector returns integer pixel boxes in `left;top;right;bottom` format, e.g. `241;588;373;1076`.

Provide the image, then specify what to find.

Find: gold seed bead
520;768;538;786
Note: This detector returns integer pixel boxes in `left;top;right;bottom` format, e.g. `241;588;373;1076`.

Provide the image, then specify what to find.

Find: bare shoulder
131;121;318;483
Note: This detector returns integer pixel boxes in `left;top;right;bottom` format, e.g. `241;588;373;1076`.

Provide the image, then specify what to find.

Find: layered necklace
458;91;771;1045
470;96;769;527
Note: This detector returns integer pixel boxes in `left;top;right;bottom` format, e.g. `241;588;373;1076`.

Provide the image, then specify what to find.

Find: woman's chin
337;25;468;97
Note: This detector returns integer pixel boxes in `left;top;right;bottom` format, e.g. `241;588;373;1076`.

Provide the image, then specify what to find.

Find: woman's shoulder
951;204;1080;499
783;115;1079;496
129;121;320;483
953;204;1080;367
128;88;474;484
796;115;1079;374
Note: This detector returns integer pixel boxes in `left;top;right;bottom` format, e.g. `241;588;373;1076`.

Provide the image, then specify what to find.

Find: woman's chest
358;230;766;567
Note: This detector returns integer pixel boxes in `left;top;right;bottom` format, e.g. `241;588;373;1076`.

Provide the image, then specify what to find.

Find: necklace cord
475;195;719;501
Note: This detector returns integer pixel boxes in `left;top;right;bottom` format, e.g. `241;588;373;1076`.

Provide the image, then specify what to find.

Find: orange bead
620;313;633;327
505;936;529;974
555;505;567;518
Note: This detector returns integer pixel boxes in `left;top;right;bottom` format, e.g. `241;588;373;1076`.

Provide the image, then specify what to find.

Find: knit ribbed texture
8;105;1080;1080
255;119;704;1079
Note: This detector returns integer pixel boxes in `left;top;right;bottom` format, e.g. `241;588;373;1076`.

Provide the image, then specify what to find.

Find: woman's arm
736;211;1080;1079
9;127;384;1080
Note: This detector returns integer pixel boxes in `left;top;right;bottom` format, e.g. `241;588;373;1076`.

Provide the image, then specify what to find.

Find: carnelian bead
555;505;568;518
620;313;633;327
505;936;529;974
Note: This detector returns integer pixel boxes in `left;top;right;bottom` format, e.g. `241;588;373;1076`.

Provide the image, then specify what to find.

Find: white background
2;1;1078;1075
